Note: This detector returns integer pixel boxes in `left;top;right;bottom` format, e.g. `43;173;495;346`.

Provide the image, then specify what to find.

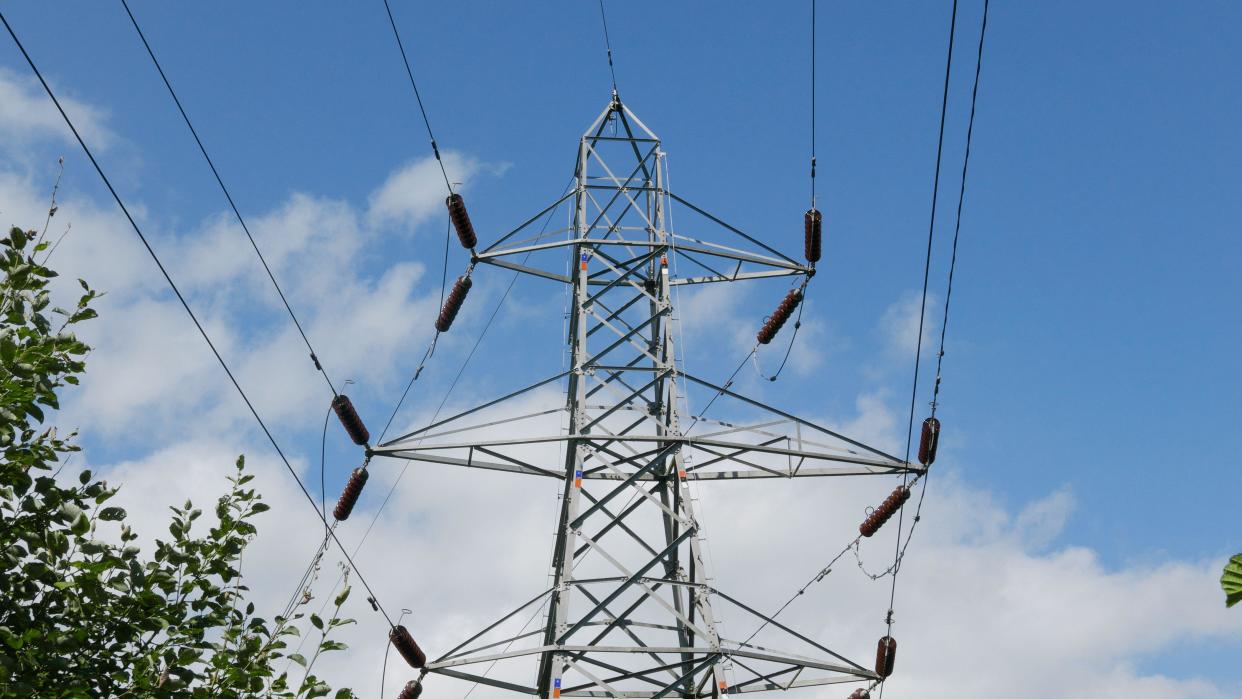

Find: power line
879;5;989;685
932;0;989;415
810;0;817;207
0;9;397;628
381;0;453;193
118;0;340;399
597;0;619;94
878;2;972;697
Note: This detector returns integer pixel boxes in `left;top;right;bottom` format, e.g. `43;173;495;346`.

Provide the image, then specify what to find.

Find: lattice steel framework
373;98;924;698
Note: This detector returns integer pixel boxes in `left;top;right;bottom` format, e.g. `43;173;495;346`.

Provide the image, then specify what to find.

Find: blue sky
2;2;1240;697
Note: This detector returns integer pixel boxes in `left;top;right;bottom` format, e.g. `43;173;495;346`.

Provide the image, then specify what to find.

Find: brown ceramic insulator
332;394;370;446
875;636;897;677
446;193;477;249
397;680;423;699
859;486;910;537
435;276;473;333
847;690;870;699
389;625;427;669
860;517;878;538
756;289;804;344
918;416;941;466
805;208;823;263
333;467;369;521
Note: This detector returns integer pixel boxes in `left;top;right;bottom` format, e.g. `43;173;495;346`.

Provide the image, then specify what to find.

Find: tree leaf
1224;554;1242;608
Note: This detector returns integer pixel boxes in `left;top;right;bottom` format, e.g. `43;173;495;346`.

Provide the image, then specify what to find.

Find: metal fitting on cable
333;467;369;521
435;275;473;333
859;486;911;537
757;288;804;345
445;193;477;249
389;625;427;669
332;394;370;446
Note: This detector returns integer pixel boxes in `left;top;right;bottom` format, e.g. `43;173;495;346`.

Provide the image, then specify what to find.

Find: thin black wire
810;0;817;208
932;0;988;416
682;348;754;438
375;218;453;445
597;0;618;94
320;405;332;524
0;10;396;628
879;1;960;696
381;0;453;193
874;6;988;686
439;218;451;311
739;537;857;647
119;0;339;398
753;296;806;382
378;608;413;699
345;180;573;588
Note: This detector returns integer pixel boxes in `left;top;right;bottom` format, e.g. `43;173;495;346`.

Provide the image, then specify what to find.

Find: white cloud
6;69;1240;699
368;152;507;232
879;290;940;360
0;67;113;153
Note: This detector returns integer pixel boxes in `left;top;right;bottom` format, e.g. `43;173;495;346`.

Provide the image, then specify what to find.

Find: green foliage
1224;554;1242;609
0;225;355;697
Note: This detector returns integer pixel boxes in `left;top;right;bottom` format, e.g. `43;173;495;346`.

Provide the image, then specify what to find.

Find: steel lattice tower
374;98;922;698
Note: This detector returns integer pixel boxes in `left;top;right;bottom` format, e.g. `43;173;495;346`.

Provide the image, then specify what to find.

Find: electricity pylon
374;97;922;698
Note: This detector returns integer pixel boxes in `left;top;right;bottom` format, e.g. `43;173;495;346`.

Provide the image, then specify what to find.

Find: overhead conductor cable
0;8;401;631
119;0;341;398
877;2;989;697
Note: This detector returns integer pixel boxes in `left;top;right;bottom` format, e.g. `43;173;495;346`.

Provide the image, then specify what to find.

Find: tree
0;223;354;697
1225;555;1242;609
